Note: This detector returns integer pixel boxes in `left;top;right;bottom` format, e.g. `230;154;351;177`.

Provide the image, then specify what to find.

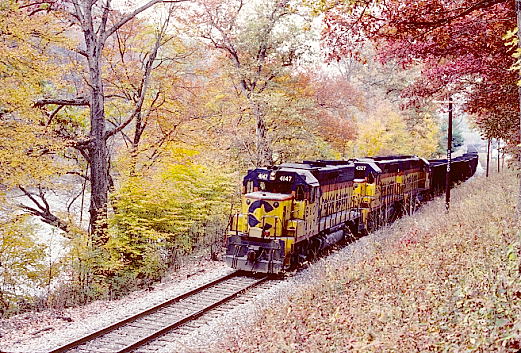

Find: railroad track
46;271;268;353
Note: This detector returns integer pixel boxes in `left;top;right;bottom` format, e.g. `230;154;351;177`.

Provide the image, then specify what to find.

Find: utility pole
446;97;453;210
497;139;500;173
434;97;464;210
515;0;521;212
486;138;491;177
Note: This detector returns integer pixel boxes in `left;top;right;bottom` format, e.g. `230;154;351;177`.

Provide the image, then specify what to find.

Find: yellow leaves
503;27;521;82
301;0;340;16
111;143;234;245
107;144;235;281
0;2;71;188
0;202;50;315
0;120;67;187
503;27;518;47
0;2;66;113
353;105;439;158
356;107;407;156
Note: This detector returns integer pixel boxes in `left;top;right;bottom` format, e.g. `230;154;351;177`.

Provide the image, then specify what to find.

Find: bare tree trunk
82;3;109;244
252;101;272;167
88;88;109;244
77;0;179;243
497;139;500;173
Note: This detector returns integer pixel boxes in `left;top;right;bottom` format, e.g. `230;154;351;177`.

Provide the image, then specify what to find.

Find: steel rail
46;271;240;353
116;275;268;353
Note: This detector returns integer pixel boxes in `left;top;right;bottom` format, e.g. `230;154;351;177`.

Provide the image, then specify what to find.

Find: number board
278;175;293;183
257;173;269;181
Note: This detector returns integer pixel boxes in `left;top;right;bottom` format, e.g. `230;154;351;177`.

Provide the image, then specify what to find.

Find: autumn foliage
323;0;519;145
0;0;499;317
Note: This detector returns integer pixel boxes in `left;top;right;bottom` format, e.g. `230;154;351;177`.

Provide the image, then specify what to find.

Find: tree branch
46;105;64;126
66;171;90;180
35;97;89;107
102;0;188;41
99;0;112;36
18;186;71;234
104;11;170;141
400;0;507;28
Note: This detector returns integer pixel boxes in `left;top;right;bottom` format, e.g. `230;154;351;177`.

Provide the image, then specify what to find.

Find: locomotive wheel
344;226;356;243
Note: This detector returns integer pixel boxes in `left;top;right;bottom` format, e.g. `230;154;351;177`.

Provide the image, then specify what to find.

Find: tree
321;0;520;209
355;103;439;157
32;0;189;244
0;1;82;236
438;119;465;155
108;146;234;287
0;1;68;187
0;201;49;316
311;75;359;155
193;0;312;167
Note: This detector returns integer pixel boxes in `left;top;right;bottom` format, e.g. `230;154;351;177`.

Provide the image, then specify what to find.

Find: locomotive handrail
228;213;242;236
232;212;254;235
261;215;282;238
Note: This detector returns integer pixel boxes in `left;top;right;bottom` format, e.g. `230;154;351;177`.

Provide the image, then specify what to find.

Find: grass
217;171;520;352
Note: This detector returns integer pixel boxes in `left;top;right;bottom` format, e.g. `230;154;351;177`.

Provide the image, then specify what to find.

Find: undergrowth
218;172;521;352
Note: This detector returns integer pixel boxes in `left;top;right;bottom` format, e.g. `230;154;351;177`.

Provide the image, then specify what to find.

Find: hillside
216;172;521;352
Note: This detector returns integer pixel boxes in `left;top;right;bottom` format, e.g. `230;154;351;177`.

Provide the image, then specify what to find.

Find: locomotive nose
246;198;276;236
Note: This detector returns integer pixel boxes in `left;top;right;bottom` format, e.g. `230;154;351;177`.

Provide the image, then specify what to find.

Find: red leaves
323;0;519;143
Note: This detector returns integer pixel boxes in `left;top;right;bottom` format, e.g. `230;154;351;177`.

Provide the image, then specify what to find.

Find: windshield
258;181;292;194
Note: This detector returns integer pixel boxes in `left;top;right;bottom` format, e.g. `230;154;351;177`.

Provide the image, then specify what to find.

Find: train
224;152;479;274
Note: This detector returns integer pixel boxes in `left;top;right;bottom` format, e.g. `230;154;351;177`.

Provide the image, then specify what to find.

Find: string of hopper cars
225;153;479;274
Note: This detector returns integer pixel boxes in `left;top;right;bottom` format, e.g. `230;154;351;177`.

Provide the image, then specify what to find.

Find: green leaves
107;146;234;281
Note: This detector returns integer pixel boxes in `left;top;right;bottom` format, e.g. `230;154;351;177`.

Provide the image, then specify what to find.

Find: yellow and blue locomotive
350;156;430;231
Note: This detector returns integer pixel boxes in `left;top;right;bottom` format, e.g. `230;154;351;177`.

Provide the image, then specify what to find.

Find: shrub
0;212;49;317
105;148;235;294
